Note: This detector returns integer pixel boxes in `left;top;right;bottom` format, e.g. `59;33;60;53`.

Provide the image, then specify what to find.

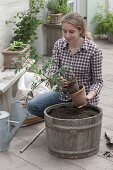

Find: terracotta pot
48;13;62;24
69;85;87;108
67;78;79;94
2;46;29;69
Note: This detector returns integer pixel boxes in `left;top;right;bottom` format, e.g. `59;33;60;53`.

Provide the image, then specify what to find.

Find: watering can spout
7;115;28;144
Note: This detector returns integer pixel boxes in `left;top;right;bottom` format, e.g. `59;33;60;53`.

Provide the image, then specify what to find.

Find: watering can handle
7;120;19;124
7;114;28;144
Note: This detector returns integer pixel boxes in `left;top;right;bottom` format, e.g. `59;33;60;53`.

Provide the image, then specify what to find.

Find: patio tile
14;122;45;142
97;140;113;163
102;115;113;128
68;153;113;170
100;95;113;107
101;126;113;142
8;127;46;155
27;122;45;131
0;152;28;170
103;74;113;82
8;136;29;155
103;80;113;89
14;164;41;170
100;87;113;96
17;146;86;170
9;133;86;170
99;103;113;118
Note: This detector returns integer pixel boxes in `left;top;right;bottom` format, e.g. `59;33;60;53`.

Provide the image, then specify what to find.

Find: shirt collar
62;37;68;49
62;37;89;51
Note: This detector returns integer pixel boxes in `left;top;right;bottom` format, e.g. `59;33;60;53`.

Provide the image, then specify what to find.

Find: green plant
15;56;69;97
9;41;26;51
6;0;48;60
9;0;46;43
47;0;71;14
93;4;113;35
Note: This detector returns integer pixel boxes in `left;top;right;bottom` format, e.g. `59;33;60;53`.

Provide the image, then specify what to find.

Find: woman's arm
87;47;103;101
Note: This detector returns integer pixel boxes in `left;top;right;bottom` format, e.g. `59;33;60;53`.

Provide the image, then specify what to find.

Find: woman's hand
86;91;96;101
59;76;69;88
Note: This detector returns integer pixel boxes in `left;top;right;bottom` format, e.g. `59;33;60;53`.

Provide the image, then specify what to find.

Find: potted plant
66;77;87;108
93;5;113;42
47;0;71;24
2;0;47;69
2;41;29;69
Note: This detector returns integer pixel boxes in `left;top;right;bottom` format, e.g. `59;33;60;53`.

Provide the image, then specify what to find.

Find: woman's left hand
86;91;96;101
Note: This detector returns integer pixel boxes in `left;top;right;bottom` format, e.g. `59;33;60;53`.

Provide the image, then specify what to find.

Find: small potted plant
66;77;87;108
47;0;71;24
93;4;113;42
2;41;29;69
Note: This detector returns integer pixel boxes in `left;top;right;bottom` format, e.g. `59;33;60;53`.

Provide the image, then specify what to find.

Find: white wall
0;0;29;68
35;8;48;56
79;0;87;18
87;0;106;34
109;0;113;11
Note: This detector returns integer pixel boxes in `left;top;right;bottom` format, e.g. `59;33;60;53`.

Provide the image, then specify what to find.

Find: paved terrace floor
0;38;113;170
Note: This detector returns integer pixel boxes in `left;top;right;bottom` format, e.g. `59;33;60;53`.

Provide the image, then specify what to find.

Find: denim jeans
27;91;69;118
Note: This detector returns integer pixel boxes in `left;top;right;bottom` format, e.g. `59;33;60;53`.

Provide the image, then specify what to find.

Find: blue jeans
27;92;69;118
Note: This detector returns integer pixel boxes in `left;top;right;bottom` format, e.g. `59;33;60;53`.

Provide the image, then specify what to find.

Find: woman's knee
27;99;42;115
27;92;61;116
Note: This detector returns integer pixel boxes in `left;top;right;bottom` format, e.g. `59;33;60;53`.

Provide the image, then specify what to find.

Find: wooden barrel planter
44;102;102;159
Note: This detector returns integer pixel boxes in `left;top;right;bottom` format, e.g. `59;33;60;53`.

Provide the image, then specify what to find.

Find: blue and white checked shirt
49;37;103;105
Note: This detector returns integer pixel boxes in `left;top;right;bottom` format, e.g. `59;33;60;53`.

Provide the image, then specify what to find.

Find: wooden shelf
44;23;62;57
0;60;34;112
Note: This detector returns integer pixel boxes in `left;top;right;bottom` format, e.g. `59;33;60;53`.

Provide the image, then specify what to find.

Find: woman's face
62;22;82;45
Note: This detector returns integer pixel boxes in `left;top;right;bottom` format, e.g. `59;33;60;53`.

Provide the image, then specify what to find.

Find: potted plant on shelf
47;0;71;24
93;4;113;42
2;0;47;69
2;41;29;69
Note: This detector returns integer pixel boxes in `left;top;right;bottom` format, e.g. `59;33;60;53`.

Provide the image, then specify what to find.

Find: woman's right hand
59;76;69;88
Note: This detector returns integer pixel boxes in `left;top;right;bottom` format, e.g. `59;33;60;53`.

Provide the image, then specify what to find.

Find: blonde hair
85;32;93;41
61;13;86;37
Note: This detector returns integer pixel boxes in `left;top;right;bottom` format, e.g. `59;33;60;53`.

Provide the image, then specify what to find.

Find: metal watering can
0;110;27;151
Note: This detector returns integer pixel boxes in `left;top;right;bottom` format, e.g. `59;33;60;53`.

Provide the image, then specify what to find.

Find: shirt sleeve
89;48;103;95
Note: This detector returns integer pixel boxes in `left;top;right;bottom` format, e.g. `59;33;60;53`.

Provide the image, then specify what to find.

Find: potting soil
49;105;100;119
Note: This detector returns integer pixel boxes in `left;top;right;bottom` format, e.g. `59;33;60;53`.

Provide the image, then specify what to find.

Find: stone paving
0;38;113;170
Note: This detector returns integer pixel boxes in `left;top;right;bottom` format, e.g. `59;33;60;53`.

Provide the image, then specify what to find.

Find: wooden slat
0;68;26;94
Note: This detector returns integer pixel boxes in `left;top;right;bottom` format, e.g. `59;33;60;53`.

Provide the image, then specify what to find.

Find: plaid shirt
49;37;103;105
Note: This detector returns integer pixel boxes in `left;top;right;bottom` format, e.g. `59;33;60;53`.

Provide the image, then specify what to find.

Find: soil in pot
49;105;100;119
67;77;79;94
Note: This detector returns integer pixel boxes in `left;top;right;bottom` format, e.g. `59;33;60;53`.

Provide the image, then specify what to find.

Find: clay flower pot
69;85;87;108
48;13;62;24
66;78;87;108
2;45;29;69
